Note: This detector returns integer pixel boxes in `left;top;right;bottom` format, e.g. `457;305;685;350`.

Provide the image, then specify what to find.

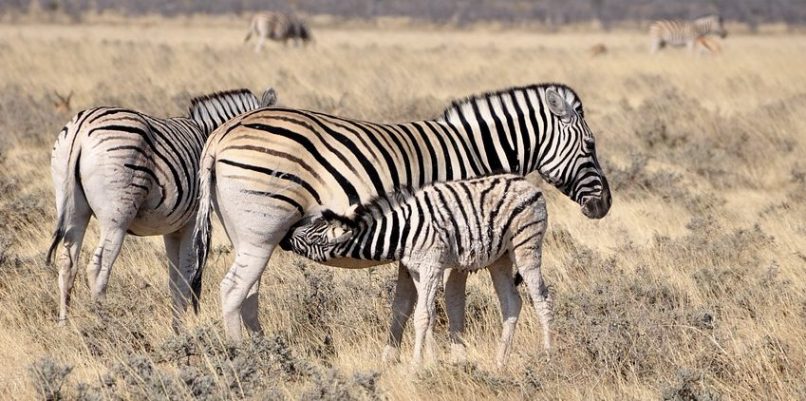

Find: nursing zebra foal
649;14;727;53
281;175;552;367
244;12;312;52
46;87;277;329
191;83;611;343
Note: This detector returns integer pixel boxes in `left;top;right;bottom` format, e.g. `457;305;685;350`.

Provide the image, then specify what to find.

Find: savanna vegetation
0;17;804;400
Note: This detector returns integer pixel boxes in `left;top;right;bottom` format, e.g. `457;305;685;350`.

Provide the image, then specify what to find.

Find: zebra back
188;89;261;135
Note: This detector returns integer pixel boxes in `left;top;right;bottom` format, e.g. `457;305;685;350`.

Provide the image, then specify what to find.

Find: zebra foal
281;175;551;367
47;87;277;328
649;14;727;53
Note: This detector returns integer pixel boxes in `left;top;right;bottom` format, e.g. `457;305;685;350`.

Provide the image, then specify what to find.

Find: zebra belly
126;203;191;236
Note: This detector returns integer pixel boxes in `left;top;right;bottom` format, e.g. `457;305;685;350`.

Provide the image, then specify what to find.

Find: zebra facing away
281;175;552;367
649;14;727;53
244;12;312;52
46;87;278;329
191;83;612;344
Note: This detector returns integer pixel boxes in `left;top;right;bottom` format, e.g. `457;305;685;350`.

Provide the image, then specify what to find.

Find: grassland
0;18;805;400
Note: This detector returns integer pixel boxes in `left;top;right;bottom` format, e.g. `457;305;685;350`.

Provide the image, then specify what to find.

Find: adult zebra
281;174;553;367
192;83;612;343
46;87;277;329
649;14;727;53
244;12;312;52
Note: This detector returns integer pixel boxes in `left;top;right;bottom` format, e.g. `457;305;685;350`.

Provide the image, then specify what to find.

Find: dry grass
1;19;805;400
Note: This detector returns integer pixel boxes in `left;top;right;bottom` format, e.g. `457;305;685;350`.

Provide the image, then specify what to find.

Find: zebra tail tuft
45;216;65;266
191;152;215;314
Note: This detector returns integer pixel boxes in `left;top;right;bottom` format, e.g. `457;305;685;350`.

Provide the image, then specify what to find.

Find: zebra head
697;14;727;38
538;86;611;219
280;213;354;262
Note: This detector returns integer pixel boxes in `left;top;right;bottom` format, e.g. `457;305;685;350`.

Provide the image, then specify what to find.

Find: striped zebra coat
192;83;611;342
47;88;277;329
244;12;312;52
281;175;552;367
649;14;727;53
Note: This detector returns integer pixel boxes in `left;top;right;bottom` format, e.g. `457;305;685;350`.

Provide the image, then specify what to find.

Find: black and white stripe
191;83;611;342
281;174;552;366
649;14;727;53
46;87;276;328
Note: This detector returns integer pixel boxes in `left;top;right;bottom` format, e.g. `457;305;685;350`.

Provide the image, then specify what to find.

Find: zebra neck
435;115;531;177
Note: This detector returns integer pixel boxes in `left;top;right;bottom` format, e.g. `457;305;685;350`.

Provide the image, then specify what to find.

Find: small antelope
52;91;73;114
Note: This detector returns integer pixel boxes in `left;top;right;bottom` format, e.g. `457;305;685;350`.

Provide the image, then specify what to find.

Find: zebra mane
440;83;583;122
187;88;259;119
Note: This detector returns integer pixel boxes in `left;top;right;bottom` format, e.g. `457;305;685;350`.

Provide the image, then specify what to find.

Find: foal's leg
512;248;552;352
489;257;522;368
409;263;440;368
444;268;468;364
383;263;416;363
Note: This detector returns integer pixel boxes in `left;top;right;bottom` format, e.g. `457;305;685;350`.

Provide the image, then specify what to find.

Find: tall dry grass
0;20;804;400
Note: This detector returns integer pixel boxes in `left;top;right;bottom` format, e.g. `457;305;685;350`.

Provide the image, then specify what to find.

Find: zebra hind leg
56;207;91;325
88;226;128;302
489;257;522;368
164;226;197;333
443;268;469;365
219;243;275;343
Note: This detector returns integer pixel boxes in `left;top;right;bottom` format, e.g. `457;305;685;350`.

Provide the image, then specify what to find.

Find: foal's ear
329;225;354;244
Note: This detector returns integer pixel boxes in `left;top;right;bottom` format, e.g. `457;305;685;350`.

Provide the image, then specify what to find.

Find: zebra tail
244;30;252;43
46;125;82;266
190;151;215;314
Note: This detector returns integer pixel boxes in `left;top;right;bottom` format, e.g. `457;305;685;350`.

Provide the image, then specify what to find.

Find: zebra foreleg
408;264;440;368
443;268;468;365
383;263;417;364
489;257;522;368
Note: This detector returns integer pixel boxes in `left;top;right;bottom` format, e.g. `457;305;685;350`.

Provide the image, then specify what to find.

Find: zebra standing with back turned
191;83;612;343
649;14;727;53
281;174;552;367
47;87;277;329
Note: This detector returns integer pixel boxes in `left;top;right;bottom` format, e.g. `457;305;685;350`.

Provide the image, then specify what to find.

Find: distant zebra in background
649;14;727;53
190;83;612;343
244;12;312;52
47;87;278;329
281;175;552;367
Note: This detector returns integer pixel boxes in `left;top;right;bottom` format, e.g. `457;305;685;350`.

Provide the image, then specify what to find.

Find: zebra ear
329;226;354;244
546;89;569;118
260;88;278;107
